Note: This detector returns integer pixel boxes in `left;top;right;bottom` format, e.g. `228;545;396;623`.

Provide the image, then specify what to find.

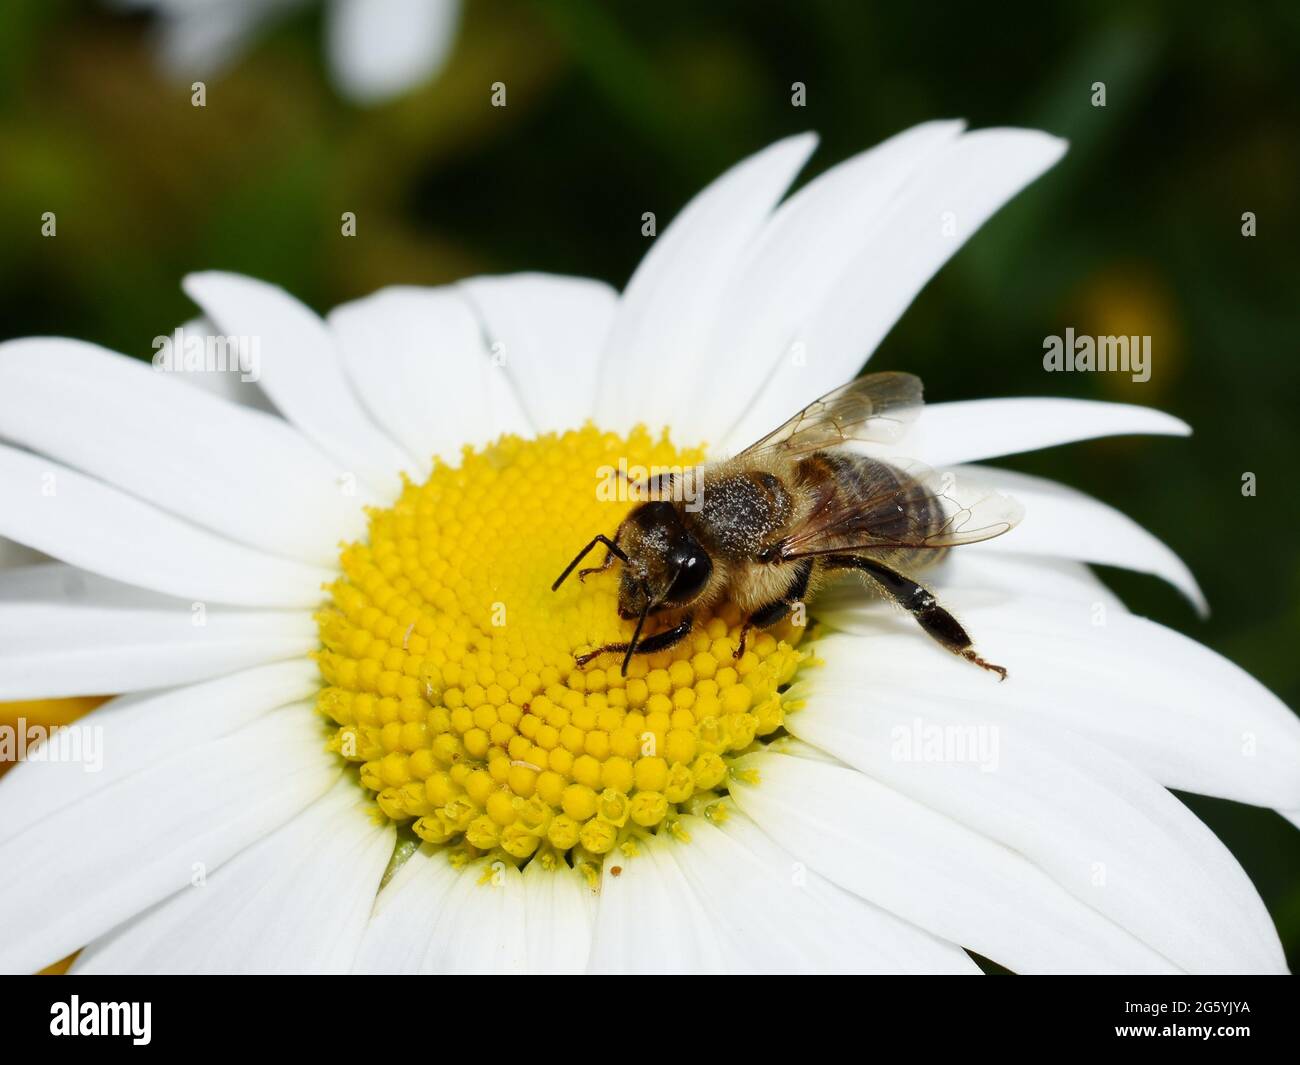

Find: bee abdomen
799;451;949;572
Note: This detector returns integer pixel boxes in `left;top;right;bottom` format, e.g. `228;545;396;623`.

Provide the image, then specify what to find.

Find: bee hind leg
822;555;1007;681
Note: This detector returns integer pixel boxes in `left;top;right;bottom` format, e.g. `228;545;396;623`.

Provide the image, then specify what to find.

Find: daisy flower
1;121;1297;975
112;0;462;104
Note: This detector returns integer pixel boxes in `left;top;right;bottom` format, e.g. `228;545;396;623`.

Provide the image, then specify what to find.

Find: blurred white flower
114;0;461;104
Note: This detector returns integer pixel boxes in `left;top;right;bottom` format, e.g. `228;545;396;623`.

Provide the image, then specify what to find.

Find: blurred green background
1;0;1297;968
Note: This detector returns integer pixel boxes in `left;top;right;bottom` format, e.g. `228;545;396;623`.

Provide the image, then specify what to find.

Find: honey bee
553;372;1021;679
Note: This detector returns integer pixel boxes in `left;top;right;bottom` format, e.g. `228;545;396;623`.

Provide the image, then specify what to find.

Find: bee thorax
691;472;792;559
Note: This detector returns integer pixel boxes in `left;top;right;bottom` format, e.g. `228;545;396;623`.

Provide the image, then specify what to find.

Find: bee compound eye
668;551;711;602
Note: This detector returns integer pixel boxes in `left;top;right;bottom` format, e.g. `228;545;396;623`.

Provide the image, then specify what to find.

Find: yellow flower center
314;426;807;869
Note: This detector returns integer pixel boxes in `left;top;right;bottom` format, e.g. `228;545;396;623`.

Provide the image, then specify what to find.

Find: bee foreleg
552;534;627;591
822;555;1007;681
577;548;621;583
574;615;695;674
735;559;813;659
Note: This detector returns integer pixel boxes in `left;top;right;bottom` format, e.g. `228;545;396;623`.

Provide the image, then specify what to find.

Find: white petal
326;285;522;472
597;134;818;434
864;397;1190;468
813;553;1126;639
0;563;316;699
73;777;393;973
0;337;365;566
523;858;596;975
681;120;966;445
725;128;1067;452
421;857;527;974
0;444;333;608
764;733;853;768
962;464;1207;614
482;349;535;439
787;650;1285;973
821;550;1125;612
458;274;618;433
162;317;280;413
730;749;1176;973
327;0;460;104
813;591;1300;810
0;537;42;569
0;703;338;974
677;812;979;973
183;272;414;496
587;830;735;973
0;659;322;845
352;844;465;973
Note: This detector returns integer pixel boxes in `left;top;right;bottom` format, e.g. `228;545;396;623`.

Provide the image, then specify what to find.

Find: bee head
617;501;712;618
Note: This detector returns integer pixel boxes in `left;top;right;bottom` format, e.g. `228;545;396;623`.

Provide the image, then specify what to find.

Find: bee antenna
621;582;654;676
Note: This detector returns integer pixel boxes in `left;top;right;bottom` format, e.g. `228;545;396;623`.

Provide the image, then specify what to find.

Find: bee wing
734;372;924;461
772;463;1024;559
